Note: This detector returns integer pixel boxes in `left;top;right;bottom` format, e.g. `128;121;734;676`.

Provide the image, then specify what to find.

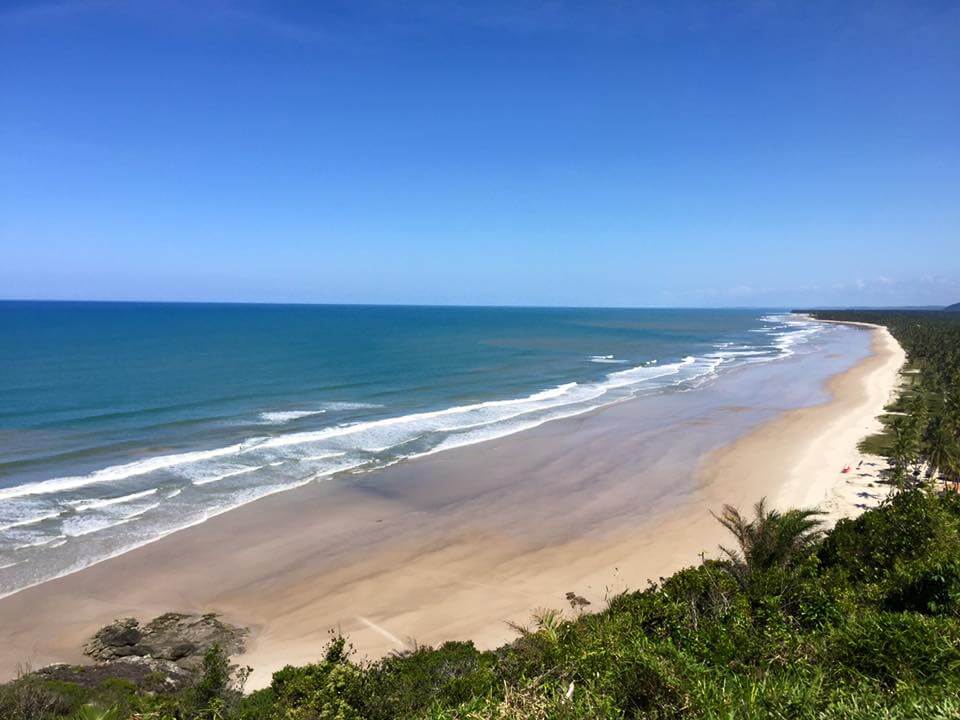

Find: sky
1;0;958;308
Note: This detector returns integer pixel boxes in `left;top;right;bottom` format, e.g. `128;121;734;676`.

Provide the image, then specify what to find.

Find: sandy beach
701;320;906;523
0;321;905;689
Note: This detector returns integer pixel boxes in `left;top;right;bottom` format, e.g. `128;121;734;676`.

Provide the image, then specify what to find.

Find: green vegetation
807;310;960;488
4;310;960;719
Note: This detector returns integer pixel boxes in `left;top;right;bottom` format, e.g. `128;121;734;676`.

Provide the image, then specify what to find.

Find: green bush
827;610;960;687
267;636;365;720
819;490;958;583
363;642;498;720
0;676;72;720
235;687;275;719
884;552;960;616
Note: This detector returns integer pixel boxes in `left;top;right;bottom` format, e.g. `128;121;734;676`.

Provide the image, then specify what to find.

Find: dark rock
94;618;143;647
5;612;249;698
84;612;247;671
165;642;198;661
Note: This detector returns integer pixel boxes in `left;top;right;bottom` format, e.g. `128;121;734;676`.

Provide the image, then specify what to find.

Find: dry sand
701;321;906;524
0;321;906;689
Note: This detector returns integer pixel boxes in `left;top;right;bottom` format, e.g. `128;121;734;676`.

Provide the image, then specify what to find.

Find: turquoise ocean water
0;302;825;596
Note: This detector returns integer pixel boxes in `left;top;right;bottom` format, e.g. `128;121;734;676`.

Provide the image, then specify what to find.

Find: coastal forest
811;310;960;489
4;310;960;720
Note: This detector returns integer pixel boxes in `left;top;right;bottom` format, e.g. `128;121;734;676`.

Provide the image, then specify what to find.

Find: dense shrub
818;489;957;582
266;636;365;719
884;552;960;616
827;610;960;687
362;642;498;719
0;676;72;720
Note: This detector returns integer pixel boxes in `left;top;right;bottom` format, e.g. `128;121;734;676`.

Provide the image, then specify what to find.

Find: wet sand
0;321;904;689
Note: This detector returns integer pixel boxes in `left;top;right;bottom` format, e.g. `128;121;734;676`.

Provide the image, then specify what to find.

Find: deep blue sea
0;302;824;595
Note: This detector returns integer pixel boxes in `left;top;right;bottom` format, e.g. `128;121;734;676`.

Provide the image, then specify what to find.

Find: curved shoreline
698;322;906;523
0;315;804;600
0;322;904;689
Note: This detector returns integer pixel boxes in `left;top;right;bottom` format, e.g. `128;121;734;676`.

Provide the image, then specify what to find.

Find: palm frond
712;498;825;578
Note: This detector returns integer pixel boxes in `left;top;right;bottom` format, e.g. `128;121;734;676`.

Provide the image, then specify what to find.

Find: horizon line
0;298;949;312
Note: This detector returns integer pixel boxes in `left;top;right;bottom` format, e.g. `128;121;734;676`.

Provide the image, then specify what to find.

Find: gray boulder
84;612;247;671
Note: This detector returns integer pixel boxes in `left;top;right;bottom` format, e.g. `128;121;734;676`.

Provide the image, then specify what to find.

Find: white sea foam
0;511;61;532
68;488;158;512
121;502;161;520
707;349;770;359
321;402;384;411
62;514;133;538
589;355;625;364
1;458;371;599
6;388;593;505
250;382;586;453
300;452;347;462
191;465;262;486
408;405;604;459
14;534;66;550
605;356;696;389
258;410;327;424
761;314;823;357
0;354;733;512
255;403;383;424
0;442;253;501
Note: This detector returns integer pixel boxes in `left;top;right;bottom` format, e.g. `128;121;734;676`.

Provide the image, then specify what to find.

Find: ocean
0;302;827;596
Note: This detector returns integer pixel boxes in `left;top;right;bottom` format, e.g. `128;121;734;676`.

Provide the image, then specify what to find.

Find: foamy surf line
0;314;825;598
0;360;706;497
0;461;367;601
67;488;158;511
259;410;326;424
0;442;254;501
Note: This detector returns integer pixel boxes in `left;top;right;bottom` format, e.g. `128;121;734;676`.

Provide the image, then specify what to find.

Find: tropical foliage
809;310;960;488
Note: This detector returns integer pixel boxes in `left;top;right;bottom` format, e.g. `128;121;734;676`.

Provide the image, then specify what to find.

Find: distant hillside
946;302;960;312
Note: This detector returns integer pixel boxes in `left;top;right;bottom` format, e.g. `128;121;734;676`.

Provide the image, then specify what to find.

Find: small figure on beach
842;465;851;474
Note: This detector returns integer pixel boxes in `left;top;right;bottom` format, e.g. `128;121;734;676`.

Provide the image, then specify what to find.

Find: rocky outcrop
33;655;196;692
83;612;247;672
0;613;248;698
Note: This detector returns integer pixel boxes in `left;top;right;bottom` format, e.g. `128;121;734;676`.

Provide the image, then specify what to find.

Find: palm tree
713;498;824;582
891;418;920;487
925;418;959;486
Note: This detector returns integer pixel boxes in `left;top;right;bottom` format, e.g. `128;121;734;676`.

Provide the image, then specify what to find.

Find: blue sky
1;1;958;307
